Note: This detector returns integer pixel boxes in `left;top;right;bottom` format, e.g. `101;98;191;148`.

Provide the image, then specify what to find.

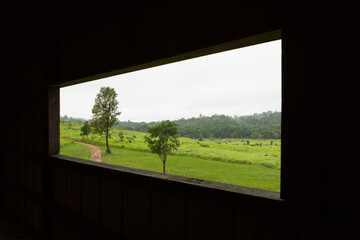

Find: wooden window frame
48;30;283;201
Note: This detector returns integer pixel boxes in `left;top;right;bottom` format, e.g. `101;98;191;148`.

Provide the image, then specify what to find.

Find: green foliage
90;87;121;153
80;121;91;138
144;120;181;173
118;132;124;141
115;111;281;139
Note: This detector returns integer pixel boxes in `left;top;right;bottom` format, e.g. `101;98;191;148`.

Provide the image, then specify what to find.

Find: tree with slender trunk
144;120;180;173
91;87;121;153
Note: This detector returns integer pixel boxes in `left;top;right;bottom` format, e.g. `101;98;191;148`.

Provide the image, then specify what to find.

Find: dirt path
74;142;102;162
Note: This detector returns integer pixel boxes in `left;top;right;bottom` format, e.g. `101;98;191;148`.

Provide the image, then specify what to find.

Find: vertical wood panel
82;174;100;223
53;166;67;206
4;154;12;183
203;204;232;240
3;185;11;211
18;157;26;188
25;158;34;191
234;211;255;240
9;187;18;215
10;155;18;184
17;101;25;152
67;169;83;214
150;192;186;240
255;216;292;240
25;198;34;228
33;200;43;235
123;185;150;240
100;178;122;234
187;200;204;240
188;201;233;240
34;161;43;196
17;192;26;223
48;87;59;155
25;94;34;153
52;217;67;240
34;102;44;155
67;224;82;240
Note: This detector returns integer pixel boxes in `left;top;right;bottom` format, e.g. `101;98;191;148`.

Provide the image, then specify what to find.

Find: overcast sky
60;40;281;122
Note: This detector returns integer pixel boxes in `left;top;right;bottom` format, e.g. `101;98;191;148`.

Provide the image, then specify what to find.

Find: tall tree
91;87;121;153
80;121;91;138
144;120;180;173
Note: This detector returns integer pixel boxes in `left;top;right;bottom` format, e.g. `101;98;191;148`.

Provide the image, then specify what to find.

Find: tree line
62;111;281;140
113;111;281;139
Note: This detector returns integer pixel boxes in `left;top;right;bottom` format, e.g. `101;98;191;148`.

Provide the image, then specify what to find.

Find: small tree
80;121;91;138
118;132;124;142
91;87;121;153
144;120;180;173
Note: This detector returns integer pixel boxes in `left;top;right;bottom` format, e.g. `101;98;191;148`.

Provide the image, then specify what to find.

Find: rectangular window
58;39;281;192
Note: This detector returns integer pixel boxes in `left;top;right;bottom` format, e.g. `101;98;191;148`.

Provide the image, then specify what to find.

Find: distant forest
60;111;281;139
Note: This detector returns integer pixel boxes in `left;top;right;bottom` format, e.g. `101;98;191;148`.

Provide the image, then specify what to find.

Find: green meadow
60;121;281;191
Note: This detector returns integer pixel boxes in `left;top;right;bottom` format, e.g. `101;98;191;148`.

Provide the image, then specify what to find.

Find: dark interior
1;1;359;239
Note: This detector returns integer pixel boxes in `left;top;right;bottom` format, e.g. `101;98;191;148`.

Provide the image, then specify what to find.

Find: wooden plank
203;204;232;240
4;154;12;183
100;178;122;235
17;191;26;223
66;169;83;215
25;198;34;229
34;102;44;155
233;211;255;240
150;192;186;240
66;224;82;240
18;157;26;188
26;100;34;152
52;217;67;240
25;157;34;192
33;161;43;196
82;174;100;223
123;185;150;240
33;201;43;235
53;166;67;206
187;200;204;240
255;216;292;240
48;87;59;155
188;201;234;240
17;102;25;152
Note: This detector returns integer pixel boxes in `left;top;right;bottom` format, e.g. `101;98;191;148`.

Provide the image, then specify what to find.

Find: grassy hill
60;121;281;191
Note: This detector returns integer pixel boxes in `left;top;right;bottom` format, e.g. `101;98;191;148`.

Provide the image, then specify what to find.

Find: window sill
50;154;282;203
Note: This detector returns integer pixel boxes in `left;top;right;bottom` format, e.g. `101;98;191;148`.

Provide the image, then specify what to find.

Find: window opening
59;40;281;192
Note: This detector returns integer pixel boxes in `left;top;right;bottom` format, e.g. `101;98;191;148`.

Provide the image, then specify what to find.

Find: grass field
60;121;281;191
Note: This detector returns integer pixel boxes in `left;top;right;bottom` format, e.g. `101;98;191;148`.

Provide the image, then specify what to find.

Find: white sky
60;40;281;122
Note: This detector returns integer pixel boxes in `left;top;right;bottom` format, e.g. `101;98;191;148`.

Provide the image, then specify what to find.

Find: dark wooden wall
1;0;359;239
